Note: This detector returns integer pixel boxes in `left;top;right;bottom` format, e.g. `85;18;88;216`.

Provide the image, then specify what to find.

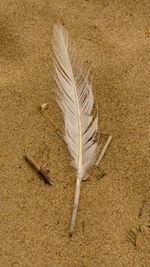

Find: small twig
42;159;51;169
138;201;149;217
97;171;107;180
82;221;85;234
95;135;112;167
24;154;51;185
40;103;62;137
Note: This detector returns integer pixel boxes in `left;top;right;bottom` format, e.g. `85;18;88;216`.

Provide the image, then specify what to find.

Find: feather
52;24;98;236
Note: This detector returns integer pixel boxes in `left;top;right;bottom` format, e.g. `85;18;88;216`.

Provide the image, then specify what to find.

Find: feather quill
52;24;98;236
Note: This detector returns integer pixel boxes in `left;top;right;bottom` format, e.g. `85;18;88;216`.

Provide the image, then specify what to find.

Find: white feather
53;24;98;236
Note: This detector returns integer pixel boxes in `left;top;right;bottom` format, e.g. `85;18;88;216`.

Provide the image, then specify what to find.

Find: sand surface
1;1;150;266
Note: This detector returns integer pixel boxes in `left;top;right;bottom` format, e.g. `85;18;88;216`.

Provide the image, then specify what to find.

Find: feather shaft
69;176;81;237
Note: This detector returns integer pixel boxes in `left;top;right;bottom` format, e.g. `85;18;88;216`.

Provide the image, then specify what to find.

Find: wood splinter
24;154;51;185
95;135;112;167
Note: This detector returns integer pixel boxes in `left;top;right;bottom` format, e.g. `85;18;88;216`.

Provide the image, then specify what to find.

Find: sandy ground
1;0;150;266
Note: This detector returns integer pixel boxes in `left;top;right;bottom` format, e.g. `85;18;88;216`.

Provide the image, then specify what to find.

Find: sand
1;0;150;266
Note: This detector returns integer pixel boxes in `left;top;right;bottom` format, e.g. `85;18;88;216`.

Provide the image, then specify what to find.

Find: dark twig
24;154;51;185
